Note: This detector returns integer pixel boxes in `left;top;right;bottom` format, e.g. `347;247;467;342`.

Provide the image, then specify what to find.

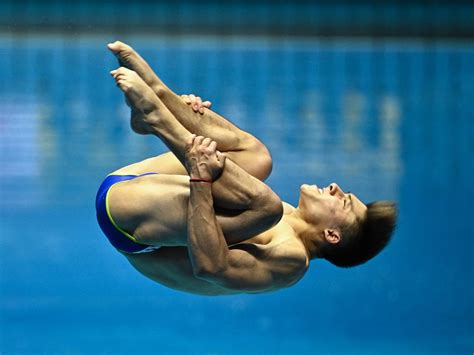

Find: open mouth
302;184;323;194
313;185;323;194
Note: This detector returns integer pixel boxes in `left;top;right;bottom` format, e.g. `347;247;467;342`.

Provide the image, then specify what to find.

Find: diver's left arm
185;145;275;291
185;135;299;292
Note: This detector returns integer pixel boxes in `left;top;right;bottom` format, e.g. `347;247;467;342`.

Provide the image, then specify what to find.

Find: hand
181;94;212;114
185;135;226;181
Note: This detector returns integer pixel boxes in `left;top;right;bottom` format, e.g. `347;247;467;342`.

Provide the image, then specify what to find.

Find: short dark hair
321;201;397;268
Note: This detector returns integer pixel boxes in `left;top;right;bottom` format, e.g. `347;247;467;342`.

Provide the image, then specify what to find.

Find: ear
324;229;341;244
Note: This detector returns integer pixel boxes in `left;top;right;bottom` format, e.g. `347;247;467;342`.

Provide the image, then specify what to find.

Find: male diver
95;41;397;295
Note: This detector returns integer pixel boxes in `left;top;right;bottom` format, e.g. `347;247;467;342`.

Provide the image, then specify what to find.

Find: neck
285;208;323;259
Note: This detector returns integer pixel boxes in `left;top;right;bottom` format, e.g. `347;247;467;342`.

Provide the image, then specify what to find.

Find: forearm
187;182;276;292
187;182;229;278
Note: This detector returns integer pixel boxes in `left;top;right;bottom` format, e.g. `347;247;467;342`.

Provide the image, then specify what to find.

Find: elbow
269;193;284;226
259;186;284;228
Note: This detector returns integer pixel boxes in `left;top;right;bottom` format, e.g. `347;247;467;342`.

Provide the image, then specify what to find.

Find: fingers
184;135;224;180
216;151;227;167
202;137;212;147
208;140;217;152
194;135;204;146
186;134;197;147
187;135;220;159
194;136;214;152
181;94;211;114
189;135;217;151
189;94;201;113
194;96;203;113
181;94;191;104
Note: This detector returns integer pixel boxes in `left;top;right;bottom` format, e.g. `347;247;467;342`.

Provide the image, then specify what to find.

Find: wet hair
321;201;397;268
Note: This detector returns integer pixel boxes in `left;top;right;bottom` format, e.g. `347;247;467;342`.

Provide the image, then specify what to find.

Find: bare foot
108;41;165;133
108;41;160;90
110;67;160;134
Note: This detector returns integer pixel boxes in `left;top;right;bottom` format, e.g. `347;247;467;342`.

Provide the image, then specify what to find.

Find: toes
111;67;132;77
108;40;133;53
115;77;131;91
116;66;129;74
116;79;125;89
108;41;137;68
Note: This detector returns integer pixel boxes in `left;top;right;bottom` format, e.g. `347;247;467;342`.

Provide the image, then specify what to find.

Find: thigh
111;152;187;176
106;173;267;248
107;174;190;247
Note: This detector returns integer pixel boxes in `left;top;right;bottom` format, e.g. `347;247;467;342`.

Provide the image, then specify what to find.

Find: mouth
301;184;323;195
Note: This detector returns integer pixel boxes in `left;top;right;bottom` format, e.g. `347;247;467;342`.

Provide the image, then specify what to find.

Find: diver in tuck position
95;41;397;295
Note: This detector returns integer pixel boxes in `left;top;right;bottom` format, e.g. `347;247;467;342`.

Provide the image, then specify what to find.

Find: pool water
1;35;472;354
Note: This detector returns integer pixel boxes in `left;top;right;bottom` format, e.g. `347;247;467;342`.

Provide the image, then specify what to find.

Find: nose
329;183;344;197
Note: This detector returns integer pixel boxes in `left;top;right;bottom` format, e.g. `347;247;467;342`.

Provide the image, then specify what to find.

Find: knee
247;140;273;181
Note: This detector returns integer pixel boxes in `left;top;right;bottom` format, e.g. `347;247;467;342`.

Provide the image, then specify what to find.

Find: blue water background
1;35;473;353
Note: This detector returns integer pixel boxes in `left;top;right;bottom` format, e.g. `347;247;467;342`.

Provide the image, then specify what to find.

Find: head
298;183;397;267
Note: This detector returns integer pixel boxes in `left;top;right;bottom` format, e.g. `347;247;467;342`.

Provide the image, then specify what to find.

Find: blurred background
0;1;472;354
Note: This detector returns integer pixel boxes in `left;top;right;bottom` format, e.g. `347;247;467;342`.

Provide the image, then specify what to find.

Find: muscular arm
184;135;281;292
187;181;275;292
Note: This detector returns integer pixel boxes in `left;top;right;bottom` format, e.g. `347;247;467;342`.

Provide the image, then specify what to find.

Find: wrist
188;166;213;182
189;177;212;183
189;178;213;196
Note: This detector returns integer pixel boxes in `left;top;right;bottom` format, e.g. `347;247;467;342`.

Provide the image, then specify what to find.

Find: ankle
152;84;168;99
144;109;163;125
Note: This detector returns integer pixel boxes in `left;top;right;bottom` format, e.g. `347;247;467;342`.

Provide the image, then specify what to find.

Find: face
298;182;367;239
